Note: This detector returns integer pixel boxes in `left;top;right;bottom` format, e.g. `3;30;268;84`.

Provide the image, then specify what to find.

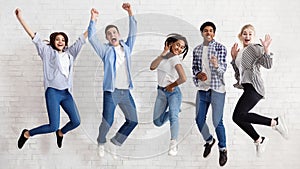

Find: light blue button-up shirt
32;32;86;91
88;16;137;92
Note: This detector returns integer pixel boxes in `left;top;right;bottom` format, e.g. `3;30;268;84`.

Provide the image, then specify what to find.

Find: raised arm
123;3;137;52
150;44;171;70
15;8;35;39
88;8;99;38
88;8;108;60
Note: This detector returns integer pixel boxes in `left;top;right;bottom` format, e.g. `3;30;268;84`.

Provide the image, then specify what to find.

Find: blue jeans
97;89;138;146
29;87;81;136
153;86;182;140
195;90;226;148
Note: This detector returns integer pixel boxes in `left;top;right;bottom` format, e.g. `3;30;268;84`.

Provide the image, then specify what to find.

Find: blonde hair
238;24;255;41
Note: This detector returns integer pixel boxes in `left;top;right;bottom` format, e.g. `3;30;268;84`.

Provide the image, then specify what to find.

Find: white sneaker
98;144;105;157
273;116;288;139
255;137;269;157
108;141;118;159
168;140;178;156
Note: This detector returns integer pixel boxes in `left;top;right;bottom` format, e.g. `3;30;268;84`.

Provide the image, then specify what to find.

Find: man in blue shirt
192;21;228;166
88;3;138;158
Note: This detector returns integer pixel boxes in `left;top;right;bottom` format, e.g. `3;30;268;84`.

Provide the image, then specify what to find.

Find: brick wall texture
1;0;299;169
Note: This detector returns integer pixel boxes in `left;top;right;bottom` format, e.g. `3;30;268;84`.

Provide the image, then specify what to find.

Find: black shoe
18;129;29;149
56;130;63;148
219;149;227;167
203;138;216;158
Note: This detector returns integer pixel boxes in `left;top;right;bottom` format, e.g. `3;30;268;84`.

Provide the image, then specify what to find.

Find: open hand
231;43;240;60
260;34;272;54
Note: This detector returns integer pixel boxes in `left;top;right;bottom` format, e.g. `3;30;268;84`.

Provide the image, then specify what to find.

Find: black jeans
232;83;272;141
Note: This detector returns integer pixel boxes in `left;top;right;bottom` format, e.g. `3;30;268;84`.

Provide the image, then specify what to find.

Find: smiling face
105;27;120;47
239;25;255;47
201;26;215;45
54;35;66;52
49;32;68;52
170;40;186;55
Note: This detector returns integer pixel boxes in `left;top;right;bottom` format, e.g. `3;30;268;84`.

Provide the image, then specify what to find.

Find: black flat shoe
219;149;228;167
18;129;29;149
203;138;216;158
56;130;63;148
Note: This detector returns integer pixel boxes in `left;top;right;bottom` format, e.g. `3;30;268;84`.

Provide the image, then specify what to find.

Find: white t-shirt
114;45;129;89
200;46;211;90
157;55;181;87
58;52;70;78
235;48;245;85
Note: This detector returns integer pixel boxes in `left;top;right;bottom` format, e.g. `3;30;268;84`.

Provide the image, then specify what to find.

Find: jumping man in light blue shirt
88;3;138;158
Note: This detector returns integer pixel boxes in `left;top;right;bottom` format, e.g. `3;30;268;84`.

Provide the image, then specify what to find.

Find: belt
157;85;166;91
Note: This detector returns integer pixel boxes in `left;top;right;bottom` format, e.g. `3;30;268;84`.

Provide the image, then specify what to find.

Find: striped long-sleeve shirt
231;43;273;97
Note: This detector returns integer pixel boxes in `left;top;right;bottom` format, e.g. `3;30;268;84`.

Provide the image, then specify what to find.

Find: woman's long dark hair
49;32;68;51
164;33;189;60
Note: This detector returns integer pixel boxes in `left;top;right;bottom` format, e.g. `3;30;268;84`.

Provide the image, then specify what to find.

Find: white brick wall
1;0;300;168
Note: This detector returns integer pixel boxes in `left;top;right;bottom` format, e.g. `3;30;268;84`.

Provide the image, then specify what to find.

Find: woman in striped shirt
231;24;288;157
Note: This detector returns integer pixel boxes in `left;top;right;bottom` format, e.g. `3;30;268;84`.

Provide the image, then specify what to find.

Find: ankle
255;137;262;144
24;131;30;139
271;118;278;127
57;130;63;137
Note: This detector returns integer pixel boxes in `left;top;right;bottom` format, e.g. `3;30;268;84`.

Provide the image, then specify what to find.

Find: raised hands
162;43;171;56
231;43;240;60
259;34;272;55
122;3;133;16
15;8;35;39
90;8;99;21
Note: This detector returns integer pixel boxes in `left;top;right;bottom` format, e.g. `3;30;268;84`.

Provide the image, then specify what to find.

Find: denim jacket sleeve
125;16;137;53
88;20;108;60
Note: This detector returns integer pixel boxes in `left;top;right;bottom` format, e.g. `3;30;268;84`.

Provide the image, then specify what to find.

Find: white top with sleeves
157;55;181;87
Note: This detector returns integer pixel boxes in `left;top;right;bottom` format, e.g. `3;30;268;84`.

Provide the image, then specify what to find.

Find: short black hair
200;21;216;33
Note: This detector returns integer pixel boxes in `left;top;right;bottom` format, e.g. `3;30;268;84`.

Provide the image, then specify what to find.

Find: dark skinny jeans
232;83;272;141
